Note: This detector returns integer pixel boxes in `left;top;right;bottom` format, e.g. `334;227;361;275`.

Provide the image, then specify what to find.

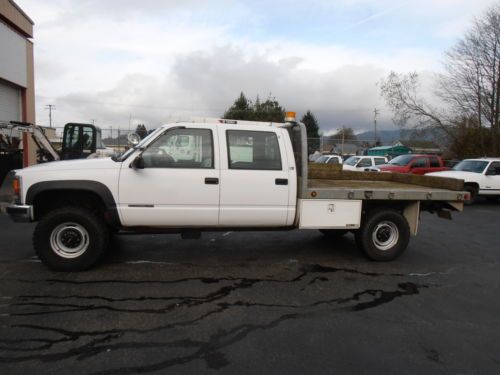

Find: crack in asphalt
0;264;428;372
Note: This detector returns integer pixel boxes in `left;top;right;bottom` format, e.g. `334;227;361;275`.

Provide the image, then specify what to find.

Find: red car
377;154;449;175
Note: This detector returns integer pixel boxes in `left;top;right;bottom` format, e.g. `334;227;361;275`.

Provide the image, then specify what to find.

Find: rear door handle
275;178;288;185
205;177;219;185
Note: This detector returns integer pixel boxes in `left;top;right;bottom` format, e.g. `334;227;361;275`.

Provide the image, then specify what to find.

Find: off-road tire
355;209;410;261
33;206;109;271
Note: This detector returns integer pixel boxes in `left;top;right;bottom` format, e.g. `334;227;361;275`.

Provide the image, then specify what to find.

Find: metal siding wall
0;80;21;121
0;20;27;87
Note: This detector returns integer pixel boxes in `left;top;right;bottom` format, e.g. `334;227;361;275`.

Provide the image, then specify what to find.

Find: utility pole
373;108;380;146
45;104;56;128
90;119;96;125
341;125;345;155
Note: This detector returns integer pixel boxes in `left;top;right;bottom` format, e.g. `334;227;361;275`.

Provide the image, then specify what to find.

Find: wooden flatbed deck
303;165;467;203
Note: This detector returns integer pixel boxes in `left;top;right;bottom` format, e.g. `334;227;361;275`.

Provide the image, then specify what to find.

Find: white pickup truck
6;115;468;271
427;158;500;204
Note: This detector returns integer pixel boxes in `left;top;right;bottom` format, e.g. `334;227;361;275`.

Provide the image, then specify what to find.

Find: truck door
219;127;291;227
409;157;428;175
118;125;220;227
484;161;500;192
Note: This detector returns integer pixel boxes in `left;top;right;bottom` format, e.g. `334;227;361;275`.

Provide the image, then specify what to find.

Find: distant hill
356;128;439;144
356;130;402;144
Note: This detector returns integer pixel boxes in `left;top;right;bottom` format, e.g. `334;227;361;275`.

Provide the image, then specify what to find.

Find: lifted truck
6;113;468;271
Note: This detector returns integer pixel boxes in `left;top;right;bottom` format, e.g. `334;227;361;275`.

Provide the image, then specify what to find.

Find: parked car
314;154;342;164
375;154;449;175
343;156;388;171
427;158;500;204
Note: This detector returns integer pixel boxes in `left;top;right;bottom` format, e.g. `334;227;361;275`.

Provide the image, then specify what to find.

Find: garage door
0;81;21;122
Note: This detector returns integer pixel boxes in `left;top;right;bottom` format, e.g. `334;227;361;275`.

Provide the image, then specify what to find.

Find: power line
45;104;56;128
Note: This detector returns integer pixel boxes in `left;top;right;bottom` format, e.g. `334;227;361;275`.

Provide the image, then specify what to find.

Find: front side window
142;128;213;168
344;156;359;166
327;157;340;164
227;130;282;170
357;158;372;167
486;161;500;175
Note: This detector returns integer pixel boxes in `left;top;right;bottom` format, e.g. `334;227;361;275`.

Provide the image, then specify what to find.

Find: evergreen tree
301;110;321;154
223;92;285;122
223;92;253;120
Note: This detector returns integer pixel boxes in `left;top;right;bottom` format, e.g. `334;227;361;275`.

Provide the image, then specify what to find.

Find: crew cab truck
376;154;449;175
6;115;467;271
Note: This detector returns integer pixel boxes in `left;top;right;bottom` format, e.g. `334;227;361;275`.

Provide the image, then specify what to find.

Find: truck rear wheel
355;209;410;261
33;206;109;271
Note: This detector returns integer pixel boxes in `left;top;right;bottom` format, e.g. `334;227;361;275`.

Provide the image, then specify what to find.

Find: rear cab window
226;130;282;170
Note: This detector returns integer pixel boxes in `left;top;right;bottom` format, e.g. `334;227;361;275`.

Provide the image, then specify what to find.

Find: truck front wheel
355;209;410;261
33;206;109;271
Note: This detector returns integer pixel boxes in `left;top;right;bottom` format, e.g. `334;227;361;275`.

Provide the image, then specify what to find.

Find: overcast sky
16;0;499;134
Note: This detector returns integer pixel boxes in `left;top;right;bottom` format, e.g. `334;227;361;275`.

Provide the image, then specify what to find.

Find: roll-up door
0;81;21;122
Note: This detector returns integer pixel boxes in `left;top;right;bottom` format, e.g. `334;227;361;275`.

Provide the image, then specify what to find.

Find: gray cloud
54;46;393;133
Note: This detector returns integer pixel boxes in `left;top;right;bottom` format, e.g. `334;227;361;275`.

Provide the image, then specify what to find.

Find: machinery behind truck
0;121;114;185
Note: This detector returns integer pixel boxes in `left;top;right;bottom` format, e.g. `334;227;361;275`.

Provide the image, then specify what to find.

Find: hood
17;158;120;175
426;170;478;179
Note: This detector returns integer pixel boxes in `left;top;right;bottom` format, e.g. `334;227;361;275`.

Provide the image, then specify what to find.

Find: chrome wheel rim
50;222;89;258
372;221;399;251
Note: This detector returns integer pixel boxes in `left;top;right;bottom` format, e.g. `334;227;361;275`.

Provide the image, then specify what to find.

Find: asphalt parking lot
0;201;499;375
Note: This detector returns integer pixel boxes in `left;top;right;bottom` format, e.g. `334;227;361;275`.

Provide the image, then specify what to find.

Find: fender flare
25;180;120;227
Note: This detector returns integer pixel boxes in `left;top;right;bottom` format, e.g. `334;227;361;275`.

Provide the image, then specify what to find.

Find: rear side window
430;157;440;167
412;158;427;168
227;130;282;170
374;158;386;165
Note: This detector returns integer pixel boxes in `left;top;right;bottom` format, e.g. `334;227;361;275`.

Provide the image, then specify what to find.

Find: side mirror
131;155;145;169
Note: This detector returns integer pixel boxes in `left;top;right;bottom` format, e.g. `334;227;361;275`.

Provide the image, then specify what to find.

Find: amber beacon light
285;112;296;122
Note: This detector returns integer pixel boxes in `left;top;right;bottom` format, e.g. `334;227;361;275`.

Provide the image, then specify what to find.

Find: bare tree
381;5;500;156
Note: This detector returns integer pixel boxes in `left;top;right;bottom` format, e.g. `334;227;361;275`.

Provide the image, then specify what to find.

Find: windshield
344;156;360;166
453;160;488;173
117;127;164;161
388;154;414;166
315;155;329;163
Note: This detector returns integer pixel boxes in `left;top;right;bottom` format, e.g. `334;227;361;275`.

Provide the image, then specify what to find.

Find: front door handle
275;178;288;185
205;177;219;185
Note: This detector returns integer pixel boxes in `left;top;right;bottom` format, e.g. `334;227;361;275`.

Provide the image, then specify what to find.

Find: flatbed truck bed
306;179;467;202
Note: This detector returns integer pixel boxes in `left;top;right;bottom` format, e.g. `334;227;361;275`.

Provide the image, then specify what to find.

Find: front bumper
6;204;34;223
